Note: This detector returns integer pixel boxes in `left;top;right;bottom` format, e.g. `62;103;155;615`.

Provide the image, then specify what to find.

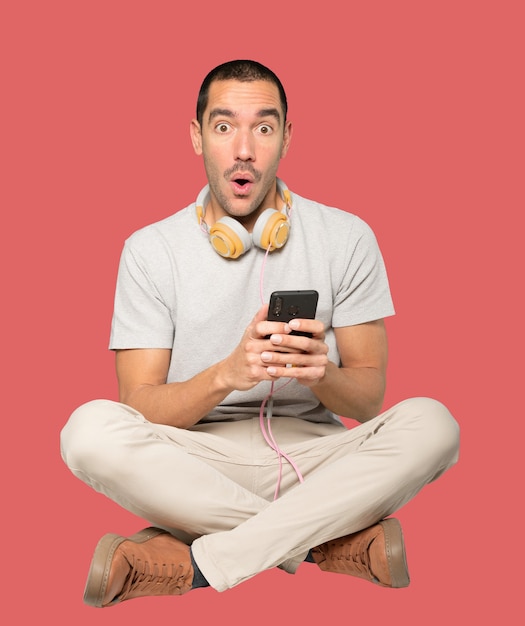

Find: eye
257;124;273;135
215;122;231;134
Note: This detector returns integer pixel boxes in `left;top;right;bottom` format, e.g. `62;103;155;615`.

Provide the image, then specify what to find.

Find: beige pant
60;397;459;592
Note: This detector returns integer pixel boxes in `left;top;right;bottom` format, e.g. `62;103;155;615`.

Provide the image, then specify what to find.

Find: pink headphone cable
259;382;305;499
259;244;304;499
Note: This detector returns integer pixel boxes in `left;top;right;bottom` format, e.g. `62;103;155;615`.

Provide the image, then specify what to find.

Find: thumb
252;303;269;324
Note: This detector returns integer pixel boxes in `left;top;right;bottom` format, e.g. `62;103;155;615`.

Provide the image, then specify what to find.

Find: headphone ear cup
209;217;252;258
253;209;290;251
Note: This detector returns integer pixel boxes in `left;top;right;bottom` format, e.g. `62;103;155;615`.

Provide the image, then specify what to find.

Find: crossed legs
60;397;459;596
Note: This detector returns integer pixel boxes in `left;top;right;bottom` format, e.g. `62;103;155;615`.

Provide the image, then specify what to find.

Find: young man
60;60;460;608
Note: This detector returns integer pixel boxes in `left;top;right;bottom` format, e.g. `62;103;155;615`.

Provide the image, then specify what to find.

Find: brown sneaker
311;518;410;588
83;527;194;607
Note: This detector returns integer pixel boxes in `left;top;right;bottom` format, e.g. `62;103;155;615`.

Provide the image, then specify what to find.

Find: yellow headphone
195;178;292;259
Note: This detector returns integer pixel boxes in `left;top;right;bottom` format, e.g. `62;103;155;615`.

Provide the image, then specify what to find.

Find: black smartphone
267;290;319;337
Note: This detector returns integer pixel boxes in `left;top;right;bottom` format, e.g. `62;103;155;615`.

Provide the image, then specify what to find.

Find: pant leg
60;399;276;540
191;396;459;591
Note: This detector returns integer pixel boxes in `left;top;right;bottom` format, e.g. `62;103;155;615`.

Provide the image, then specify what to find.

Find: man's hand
219;305;329;390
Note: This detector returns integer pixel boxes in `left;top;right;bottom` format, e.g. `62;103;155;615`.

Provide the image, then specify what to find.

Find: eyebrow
208;107;281;124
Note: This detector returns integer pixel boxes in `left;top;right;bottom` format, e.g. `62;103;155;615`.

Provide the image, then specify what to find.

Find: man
60;59;460;608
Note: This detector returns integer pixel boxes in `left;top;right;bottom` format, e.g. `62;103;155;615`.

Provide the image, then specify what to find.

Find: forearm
311;360;386;422
116;307;276;428
121;360;233;429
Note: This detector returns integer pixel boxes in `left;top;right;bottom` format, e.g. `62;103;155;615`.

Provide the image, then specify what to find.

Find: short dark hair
196;60;288;126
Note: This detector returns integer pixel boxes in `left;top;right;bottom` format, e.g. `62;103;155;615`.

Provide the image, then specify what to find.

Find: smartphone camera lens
272;297;283;317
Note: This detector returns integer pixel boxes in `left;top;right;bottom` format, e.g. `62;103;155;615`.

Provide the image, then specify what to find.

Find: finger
266;363;326;384
288;318;325;338
257;320;292;340
267;333;328;356
262;349;328;368
252;303;269;324
246;305;271;341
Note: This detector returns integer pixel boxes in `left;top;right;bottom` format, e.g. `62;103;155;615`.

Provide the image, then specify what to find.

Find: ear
190;119;203;155
281;120;293;159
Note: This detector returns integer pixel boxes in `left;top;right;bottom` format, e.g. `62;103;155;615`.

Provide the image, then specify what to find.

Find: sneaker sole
379;518;410;588
83;527;167;607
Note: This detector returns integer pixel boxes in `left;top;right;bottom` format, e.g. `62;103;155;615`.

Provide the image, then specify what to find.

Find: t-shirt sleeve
109;239;174;350
331;218;395;328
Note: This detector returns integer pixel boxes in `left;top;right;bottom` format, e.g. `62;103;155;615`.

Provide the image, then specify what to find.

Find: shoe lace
325;535;374;577
119;556;190;600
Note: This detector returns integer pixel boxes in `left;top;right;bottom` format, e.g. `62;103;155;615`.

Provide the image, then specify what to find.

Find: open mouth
231;177;253;194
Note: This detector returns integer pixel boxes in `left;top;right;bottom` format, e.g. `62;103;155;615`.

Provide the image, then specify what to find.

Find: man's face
190;79;292;229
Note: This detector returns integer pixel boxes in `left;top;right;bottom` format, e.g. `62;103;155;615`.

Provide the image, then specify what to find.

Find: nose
234;128;255;161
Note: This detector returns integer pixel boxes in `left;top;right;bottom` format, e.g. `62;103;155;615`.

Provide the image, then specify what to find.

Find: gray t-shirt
110;183;395;424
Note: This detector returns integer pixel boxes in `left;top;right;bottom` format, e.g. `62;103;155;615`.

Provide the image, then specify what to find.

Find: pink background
2;1;523;623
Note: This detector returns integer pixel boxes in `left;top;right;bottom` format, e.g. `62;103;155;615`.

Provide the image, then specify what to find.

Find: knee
396;397;460;469
60;399;123;472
